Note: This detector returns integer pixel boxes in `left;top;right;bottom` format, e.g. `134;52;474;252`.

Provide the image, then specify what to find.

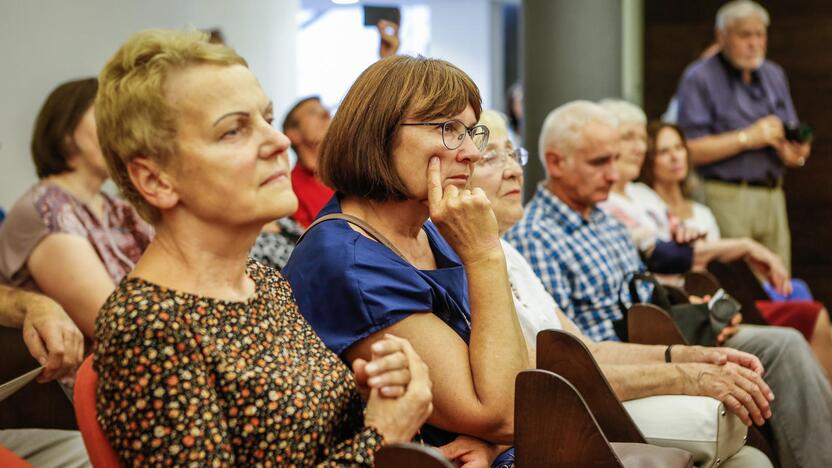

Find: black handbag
614;273;740;346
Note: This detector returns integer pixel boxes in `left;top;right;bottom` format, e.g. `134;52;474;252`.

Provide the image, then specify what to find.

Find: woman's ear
127;158;179;211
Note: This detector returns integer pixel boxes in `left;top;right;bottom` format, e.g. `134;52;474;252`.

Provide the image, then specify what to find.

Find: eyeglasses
401;119;490;153
479;147;529;168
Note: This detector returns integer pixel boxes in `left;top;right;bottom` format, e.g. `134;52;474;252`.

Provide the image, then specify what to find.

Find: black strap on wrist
665;344;674;363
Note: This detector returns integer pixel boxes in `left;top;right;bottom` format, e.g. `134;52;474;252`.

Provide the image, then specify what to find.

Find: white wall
427;0;494;108
0;0;299;208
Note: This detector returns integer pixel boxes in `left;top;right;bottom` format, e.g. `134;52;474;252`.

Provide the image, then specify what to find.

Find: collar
717;52;761;84
533;183;606;233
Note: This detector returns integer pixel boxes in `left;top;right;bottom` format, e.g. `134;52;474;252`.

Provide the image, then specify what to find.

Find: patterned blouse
0;182;152;289
94;260;383;467
250;217;304;270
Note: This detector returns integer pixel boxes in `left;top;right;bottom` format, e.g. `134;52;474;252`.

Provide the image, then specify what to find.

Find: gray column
522;0;625;200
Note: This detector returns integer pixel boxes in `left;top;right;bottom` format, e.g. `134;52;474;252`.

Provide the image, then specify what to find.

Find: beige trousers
702;180;792;272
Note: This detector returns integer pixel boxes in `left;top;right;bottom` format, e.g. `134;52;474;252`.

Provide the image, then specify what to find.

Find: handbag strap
297;213;407;259
627;272;673;312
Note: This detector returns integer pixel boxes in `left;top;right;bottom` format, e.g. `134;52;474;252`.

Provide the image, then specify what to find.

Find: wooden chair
536;329;645;444
0;325;77;430
515;368;693;467
625;303;780;467
683;270;721;298
375;443;454;468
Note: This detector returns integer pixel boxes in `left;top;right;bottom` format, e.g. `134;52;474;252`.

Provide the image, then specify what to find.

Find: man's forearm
688;130;752;166
601;363;688;401
590;341;666;365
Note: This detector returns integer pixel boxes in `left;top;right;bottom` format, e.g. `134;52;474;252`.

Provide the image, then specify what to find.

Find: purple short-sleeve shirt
676;53;798;183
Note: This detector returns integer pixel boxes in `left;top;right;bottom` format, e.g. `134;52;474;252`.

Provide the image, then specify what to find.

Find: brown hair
96;29;246;223
641;120;694;194
30;78;98;178
318;55;482;201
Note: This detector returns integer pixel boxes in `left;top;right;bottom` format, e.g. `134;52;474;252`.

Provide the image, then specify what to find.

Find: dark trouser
725;325;832;468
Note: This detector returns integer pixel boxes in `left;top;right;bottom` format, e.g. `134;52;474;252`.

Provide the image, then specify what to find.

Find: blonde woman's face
162;64;297;226
615;122;647;183
469;131;524;234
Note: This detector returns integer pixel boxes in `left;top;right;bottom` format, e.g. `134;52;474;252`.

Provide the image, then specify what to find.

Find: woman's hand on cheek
427;157;501;265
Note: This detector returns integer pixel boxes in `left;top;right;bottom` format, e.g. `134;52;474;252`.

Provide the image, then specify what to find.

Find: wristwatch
737;130;749;148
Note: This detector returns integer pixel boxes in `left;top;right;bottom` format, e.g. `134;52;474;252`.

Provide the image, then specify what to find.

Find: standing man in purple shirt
676;0;811;271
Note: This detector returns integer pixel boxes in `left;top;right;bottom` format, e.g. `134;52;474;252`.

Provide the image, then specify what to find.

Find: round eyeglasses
401;119;490;153
479;147;529;168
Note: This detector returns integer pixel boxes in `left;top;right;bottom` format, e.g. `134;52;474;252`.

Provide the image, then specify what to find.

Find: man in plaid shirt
505;100;832;467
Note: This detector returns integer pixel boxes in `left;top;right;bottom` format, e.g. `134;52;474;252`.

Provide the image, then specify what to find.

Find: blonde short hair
598;98;646;126
96;29;246;222
477;109;510;144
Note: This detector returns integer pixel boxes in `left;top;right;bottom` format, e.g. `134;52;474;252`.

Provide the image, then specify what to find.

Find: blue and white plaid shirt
503;184;651;342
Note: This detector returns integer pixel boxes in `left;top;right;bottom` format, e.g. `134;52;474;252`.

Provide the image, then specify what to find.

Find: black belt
706;177;782;189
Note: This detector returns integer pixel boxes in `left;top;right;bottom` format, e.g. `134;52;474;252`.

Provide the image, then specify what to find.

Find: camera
708;288;741;334
783;122;813;143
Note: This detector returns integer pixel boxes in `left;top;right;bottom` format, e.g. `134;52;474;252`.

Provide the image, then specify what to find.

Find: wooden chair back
536;330;645;443
515;369;624;467
626;304;689;346
0;325;77;429
375;442;454;468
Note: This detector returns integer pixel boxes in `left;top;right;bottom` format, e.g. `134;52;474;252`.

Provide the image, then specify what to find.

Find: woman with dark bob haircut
93;29;431;466
284;55;529;465
0;78;152;338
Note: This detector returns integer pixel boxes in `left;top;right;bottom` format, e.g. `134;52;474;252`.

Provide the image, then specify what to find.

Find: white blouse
501;239;562;351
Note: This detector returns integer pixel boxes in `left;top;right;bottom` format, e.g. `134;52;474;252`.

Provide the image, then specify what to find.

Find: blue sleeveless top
283;196;472;446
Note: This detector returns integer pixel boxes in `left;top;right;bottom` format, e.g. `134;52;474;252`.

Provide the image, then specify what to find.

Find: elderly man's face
549;121;620;213
720;17;767;71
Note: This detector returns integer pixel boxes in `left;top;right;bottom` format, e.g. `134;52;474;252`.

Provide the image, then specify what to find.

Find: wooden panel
644;0;832;305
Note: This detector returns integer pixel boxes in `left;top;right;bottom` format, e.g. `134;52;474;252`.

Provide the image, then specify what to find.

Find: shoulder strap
297;213;407;259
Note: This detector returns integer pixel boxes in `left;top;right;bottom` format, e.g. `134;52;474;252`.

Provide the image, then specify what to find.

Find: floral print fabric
94;260;382;467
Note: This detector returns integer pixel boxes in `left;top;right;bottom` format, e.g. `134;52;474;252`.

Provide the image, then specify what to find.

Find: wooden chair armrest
536;329;645;443
627;304;689;346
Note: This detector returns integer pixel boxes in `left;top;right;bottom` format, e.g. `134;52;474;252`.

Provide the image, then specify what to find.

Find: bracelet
665;344;674;363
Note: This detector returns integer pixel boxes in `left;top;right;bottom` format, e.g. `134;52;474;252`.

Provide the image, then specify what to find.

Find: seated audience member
504;100;832;468
250;217;303;270
283;96;335;228
0;284;88;467
642;121;832;378
0;78;152;337
473;110;771;466
284;55;526;467
93;29;432;465
598;99;787;289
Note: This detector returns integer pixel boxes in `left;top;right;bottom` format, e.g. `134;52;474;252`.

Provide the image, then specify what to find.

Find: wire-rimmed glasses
401;119;490;153
479;147;529;168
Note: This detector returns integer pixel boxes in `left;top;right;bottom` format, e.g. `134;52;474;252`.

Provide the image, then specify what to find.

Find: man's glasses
401;119;490;153
479;147;529;168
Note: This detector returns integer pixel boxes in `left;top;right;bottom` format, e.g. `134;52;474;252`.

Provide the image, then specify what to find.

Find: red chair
0;444;30;468
74;355;120;467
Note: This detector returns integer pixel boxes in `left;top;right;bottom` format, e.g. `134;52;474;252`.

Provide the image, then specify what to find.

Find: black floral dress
94;260;382;467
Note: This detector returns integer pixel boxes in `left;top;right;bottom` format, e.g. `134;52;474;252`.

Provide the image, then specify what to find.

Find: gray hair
716;0;770;31
538;100;618;174
598;98;646;126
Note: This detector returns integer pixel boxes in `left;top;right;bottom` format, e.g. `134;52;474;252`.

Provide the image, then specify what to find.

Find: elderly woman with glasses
92;30;433;466
283;56;529;466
